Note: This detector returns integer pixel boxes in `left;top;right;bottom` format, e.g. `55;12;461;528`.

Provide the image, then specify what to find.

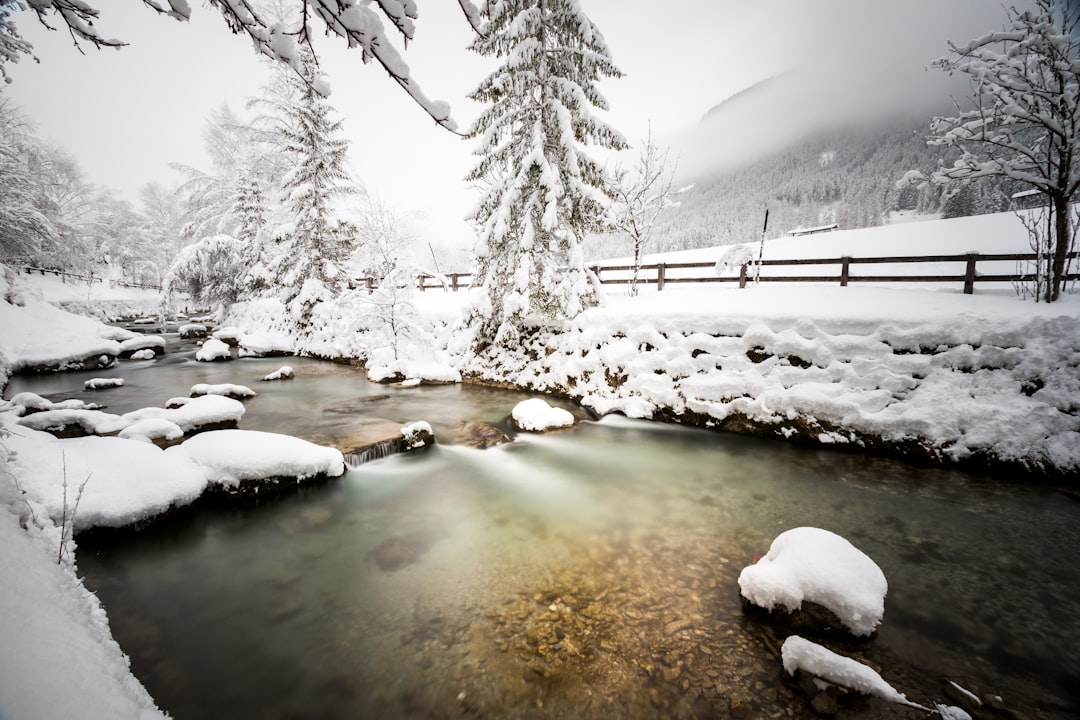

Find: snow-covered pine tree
261;49;358;302
464;0;627;348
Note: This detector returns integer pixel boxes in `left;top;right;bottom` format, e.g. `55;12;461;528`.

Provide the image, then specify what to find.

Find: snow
84;377;124;390
780;635;928;710
190;382;256;399
400;420;433;448
129;348;157;360
1;420;208;531
260;366;294;381
0;505;167;720
738;527;888;636
169;429;345;489
511;398;575;431
195;337;232;361
118;336;165;355
178;323;207;337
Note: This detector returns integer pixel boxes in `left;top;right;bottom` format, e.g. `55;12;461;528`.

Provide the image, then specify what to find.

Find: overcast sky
5;0;1017;253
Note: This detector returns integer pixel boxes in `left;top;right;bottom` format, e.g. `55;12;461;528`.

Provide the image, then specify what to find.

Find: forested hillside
589;109;1029;259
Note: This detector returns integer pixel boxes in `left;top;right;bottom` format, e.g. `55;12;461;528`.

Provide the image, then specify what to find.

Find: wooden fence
365;251;1079;296
22;266;161;291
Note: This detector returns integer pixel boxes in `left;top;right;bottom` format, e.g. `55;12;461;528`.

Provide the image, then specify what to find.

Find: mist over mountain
588;70;1025;260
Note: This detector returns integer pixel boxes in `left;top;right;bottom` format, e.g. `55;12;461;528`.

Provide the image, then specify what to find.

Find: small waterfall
344;439;403;469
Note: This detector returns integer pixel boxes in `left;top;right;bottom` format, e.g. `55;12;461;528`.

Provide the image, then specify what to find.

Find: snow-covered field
1;209;1078;718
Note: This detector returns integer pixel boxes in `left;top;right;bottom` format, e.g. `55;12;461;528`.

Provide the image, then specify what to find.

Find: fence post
840;257;851;287
657;263;666;291
964;253;977;294
418;274;426;292
451;273;459;292
738;264;748;289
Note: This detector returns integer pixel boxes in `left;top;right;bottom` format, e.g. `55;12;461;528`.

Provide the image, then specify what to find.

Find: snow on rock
123;395;246;434
190;382;256;399
260;366;294;381
84;377;125;391
129;348;157;361
117;418;185;445
511;398;575;432
401;421;435;449
18;408;129;437
0;506;168;720
8;392;101;414
118;335;165;358
2;420;208;530
237;331;293;357
169;429;345;492
781;635;928;710
195;337;232;362
738;527;887;636
212;326;244;346
178;323;208;338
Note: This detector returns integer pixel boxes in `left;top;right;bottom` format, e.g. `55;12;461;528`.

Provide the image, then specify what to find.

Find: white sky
5;0;1015;254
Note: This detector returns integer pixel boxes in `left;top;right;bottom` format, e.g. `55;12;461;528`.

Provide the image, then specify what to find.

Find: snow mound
84;377;124;390
0;506;168;719
260;366;294;381
118;336;164;356
178;323;207;338
2;425;208;530
8;392;101;414
129;348;156;360
169;429;345;490
123;395;246;433
511;398;575;432
195;338;232;362
781;635;927;710
118;418;185;445
739;527;887;636
190;383;256;399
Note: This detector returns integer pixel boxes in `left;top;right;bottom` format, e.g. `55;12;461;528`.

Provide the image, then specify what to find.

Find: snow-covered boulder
123;395;246;435
781;636;928;711
511;398;575;432
1;429;208;530
129;348;156;360
212;326;243;347
18;409;128;438
260;366;294;381
118;418;185;446
738;527;887;636
84;377;124;391
169;429;345;495
190;383;256;400
195;338;232;362
8;392;101;415
118;335;165;358
178;323;208;338
400;421;435;449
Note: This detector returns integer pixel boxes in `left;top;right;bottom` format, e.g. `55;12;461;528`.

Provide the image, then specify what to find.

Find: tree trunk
1050;192;1071;302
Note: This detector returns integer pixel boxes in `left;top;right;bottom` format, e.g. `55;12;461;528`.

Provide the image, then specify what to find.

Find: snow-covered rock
260;366;294;381
511;398;575;432
190;383;256;400
117;418;185;445
195;338;232;362
400;421;435;449
129;348;157;360
178;323;208;338
211;326;243;347
738;527;887;636
1;424;208;531
84;377;125;390
781;636;927;710
118;335;165;358
8;392;101;414
169;429;345;493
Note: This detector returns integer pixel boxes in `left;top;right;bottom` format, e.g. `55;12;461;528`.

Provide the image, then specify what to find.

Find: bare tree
612;128;689;296
930;0;1080;301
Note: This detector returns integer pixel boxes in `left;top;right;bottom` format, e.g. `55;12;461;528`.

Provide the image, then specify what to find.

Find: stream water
5;333;1079;719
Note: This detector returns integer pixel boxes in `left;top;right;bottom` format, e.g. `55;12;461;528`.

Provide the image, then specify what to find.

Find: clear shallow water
8;338;1080;719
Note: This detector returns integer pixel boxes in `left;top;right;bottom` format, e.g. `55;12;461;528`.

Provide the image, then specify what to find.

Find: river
5;333;1078;719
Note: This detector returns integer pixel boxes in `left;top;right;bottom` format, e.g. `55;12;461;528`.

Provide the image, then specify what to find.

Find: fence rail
362;251;1079;295
22;266;161;291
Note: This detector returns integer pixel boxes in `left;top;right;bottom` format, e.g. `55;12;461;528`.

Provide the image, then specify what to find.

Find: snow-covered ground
1;209;1078;719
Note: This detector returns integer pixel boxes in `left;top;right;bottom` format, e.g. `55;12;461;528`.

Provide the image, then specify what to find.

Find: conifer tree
465;0;626;348
258;49;358;300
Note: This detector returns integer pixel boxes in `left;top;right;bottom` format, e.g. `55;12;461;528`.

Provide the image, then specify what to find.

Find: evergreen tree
465;0;627;348
259;49;358;301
